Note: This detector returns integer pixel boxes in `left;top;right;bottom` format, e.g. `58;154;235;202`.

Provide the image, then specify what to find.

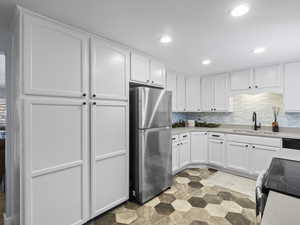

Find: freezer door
139;127;172;203
138;87;172;129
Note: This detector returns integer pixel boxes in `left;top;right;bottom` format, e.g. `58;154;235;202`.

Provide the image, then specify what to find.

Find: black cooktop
264;158;300;198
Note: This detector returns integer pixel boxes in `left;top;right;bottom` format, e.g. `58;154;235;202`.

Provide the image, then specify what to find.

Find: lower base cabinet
172;142;180;172
172;135;191;173
190;132;208;163
179;140;191;168
208;139;225;167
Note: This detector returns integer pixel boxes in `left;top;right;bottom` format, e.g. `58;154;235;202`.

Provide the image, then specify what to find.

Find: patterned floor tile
89;168;256;225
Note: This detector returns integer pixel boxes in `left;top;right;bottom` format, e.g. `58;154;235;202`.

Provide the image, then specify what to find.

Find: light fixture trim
202;59;212;65
253;47;266;54
160;35;172;44
230;4;250;17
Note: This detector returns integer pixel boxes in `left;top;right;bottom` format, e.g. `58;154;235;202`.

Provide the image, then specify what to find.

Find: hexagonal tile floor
86;168;256;225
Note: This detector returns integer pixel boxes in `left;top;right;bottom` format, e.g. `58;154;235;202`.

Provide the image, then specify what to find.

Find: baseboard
4;213;13;225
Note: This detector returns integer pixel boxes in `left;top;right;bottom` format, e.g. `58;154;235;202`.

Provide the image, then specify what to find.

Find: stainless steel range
129;87;172;204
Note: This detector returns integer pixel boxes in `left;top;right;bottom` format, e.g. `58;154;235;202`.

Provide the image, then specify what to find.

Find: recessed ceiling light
160;35;172;44
202;59;211;65
230;4;250;17
253;47;266;54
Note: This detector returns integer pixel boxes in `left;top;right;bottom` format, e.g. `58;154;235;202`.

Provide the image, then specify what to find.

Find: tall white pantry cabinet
9;7;129;225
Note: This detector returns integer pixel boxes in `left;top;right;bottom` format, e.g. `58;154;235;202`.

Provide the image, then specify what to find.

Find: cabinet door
231;70;252;91
226;142;249;173
208;139;224;167
201;77;213;112
24;99;88;225
23;14;89;98
166;72;177;111
91;101;128;217
190;133;208;163
186;77;201;111
176;75;186;111
179;141;191;168
249;145;279;175
254;65;281;89
91;37;129;101
284;62;300;112
150;60;166;87
214;74;229;111
172;143;180;173
130;52;150;83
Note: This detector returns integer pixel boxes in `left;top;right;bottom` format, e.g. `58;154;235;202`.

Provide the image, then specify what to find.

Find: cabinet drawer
227;134;281;147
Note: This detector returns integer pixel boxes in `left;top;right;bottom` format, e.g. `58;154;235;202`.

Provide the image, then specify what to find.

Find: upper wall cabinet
284;62;300;112
130;52;150;84
176;75;186;112
253;65;281;89
186;77;201;112
130;52;165;87
91;37;129;101
230;65;282;93
201;74;229;112
166;72;177;111
150;60;166;86
23;14;89;98
230;70;252;91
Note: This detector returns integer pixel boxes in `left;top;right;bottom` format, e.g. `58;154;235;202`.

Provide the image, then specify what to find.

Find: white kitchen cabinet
166;72;177;111
150;60;166;87
186;77;201;111
177;75;186;111
284;62;300;112
201;74;229;112
208;139;225;167
226;142;249;174
179;140;191;168
214;74;229;111
90;37;129;101
130;52;150;84
253;65;281;89
190;132;208;163
201;77;214;112
230;70;252;91
24;98;89;225
23;13;89;98
91;101;128;217
249;145;279;175
172;140;180;173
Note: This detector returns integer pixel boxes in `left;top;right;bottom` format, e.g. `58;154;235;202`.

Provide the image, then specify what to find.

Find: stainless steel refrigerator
130;87;172;204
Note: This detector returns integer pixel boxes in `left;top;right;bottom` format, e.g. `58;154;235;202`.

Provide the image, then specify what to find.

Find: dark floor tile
95;213;116;225
203;194;223;204
188;197;207;208
188;176;202;182
208;168;218;174
177;171;190;178
154;202;175;216
218;191;234;201
124;201;140;210
190;221;209;225
188;181;203;189
225;212;251;225
233;198;256;209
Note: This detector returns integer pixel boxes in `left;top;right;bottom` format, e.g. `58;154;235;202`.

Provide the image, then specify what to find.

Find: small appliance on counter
187;120;195;127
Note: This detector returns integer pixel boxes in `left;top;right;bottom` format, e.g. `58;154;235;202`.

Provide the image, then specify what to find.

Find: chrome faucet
252;112;261;130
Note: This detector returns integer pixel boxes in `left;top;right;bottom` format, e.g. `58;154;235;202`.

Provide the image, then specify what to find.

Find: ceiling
0;0;300;75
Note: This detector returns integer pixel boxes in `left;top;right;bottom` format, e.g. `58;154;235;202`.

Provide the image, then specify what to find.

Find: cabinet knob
252;146;256;149
151;81;154;84
82;102;86;105
220;141;223;144
147;80;150;83
92;94;96;98
93;102;96;105
82;93;86;97
248;86;251;89
255;85;258;88
245;144;249;147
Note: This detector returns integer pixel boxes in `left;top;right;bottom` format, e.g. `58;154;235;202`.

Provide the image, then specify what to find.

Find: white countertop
172;126;300;139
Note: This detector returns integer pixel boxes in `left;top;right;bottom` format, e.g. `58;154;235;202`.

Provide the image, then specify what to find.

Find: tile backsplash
173;93;300;128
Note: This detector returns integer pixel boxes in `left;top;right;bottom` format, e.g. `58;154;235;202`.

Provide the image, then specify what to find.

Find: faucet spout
252;112;261;130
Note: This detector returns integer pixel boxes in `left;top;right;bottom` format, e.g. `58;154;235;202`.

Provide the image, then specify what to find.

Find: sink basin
232;129;277;136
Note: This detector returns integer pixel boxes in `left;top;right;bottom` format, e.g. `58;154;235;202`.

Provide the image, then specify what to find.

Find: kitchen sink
232;129;277;136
